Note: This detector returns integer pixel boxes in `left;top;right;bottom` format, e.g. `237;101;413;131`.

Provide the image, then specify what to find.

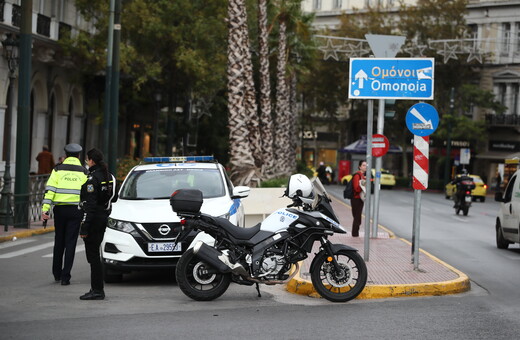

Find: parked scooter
170;174;367;303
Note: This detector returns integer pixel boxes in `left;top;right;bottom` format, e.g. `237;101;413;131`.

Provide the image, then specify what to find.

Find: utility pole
14;0;32;228
109;0;121;174
103;0;115;157
444;88;455;185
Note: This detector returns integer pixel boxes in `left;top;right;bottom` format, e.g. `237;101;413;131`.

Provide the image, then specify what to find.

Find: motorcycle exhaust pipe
192;241;248;277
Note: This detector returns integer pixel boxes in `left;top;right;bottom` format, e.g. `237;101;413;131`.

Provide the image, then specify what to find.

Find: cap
64;143;82;153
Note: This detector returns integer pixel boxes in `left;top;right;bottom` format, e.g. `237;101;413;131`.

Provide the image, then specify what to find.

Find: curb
286;237;471;300
0;226;55;243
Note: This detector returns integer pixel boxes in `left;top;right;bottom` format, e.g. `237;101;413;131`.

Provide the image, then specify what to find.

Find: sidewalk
286;195;471;299
0;219;55;242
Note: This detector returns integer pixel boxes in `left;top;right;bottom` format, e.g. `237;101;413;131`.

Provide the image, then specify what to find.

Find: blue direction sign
405;103;439;136
349;58;434;100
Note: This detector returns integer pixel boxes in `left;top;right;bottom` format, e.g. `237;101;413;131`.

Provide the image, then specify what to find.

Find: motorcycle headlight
107;218;137;235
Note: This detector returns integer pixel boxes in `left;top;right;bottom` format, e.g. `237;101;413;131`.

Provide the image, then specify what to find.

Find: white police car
102;156;250;282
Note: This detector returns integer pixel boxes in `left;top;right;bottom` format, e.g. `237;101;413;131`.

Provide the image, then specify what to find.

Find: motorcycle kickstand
255;283;262;298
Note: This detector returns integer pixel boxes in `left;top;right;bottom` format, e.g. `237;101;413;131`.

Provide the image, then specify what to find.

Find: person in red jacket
350;160;367;237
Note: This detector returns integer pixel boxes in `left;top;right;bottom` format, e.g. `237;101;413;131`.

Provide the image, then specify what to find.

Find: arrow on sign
355;69;368;89
410;107;433;130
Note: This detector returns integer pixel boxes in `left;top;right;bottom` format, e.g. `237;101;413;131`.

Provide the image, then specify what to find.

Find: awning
475;151;520;160
339;135;403;154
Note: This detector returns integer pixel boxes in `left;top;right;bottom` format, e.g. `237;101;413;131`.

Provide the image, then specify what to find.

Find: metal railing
485;113;520;126
1;174;49;229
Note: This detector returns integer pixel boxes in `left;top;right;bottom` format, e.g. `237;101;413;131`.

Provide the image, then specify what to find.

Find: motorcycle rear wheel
176;248;231;301
311;249;367;302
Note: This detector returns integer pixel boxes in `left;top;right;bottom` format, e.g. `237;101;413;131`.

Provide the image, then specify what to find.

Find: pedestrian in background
350;160;367;237
42;144;87;285
79;148;117;301
36;145;55;174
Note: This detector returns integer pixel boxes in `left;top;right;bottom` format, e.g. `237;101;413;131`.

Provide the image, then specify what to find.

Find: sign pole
372;99;385;237
364;100;374;261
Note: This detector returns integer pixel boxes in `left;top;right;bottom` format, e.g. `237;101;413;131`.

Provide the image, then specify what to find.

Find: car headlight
107;218;138;235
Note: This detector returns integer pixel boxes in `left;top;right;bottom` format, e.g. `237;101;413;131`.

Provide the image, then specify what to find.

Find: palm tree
258;0;275;178
227;0;257;185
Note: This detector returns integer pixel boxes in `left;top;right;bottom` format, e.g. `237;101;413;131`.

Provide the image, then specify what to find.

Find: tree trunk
258;0;275;178
227;0;256;185
274;20;291;176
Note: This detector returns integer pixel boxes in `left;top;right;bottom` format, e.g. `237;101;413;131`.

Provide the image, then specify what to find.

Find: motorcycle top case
170;189;203;214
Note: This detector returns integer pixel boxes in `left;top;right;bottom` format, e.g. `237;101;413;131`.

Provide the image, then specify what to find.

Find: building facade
301;0;520;185
1;0;100;179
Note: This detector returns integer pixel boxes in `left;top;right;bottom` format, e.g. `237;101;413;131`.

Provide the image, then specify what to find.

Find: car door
501;174;520;242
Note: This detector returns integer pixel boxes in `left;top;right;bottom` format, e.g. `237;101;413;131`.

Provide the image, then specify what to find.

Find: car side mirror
495;192;504;202
232;186;250;199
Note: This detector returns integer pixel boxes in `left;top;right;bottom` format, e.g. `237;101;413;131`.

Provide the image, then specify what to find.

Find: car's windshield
120;168;225;199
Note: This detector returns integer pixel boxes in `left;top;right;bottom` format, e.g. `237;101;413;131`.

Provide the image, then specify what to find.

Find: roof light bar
143;156;214;163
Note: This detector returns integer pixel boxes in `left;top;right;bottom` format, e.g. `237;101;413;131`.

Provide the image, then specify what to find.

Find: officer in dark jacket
451;169;475;208
79;148;117;300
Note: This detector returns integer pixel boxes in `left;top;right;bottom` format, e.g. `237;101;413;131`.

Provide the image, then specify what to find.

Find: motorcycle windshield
310;177;330;208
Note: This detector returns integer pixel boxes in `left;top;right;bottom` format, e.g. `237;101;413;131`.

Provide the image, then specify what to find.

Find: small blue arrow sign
406;103;439;136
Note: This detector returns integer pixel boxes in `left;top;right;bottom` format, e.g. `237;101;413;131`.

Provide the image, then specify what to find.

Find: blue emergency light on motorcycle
144;156;214;163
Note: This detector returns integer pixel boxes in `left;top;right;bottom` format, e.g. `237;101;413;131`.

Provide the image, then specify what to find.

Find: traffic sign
349;58;434;100
405;103;439;136
413;136;429;190
372;134;389;157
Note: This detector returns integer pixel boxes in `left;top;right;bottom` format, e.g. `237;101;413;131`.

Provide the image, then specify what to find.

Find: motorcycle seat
207;216;261;240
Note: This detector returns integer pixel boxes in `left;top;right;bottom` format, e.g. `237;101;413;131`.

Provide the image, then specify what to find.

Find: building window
313;0;322;10
498;83;507;108
516;23;520;54
333;0;342;9
513;83;519;115
502;23;511;55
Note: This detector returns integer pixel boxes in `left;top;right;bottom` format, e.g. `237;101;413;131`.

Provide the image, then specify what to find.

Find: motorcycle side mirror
495;192;504;202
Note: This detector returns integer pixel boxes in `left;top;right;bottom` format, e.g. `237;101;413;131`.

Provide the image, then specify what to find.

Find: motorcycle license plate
148;242;182;252
465;196;472;202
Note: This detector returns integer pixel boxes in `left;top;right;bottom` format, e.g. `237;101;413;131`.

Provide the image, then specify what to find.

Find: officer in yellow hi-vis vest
42;143;88;285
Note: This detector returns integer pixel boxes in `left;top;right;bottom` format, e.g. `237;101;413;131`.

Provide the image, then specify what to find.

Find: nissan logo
158;224;171;236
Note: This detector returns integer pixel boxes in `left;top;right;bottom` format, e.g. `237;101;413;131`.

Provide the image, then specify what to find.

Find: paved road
2;189;520;339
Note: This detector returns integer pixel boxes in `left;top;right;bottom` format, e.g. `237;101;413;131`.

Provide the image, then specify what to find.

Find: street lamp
1;33;20;230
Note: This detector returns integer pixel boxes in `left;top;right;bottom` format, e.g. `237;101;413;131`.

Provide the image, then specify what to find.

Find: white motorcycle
170;174;367;303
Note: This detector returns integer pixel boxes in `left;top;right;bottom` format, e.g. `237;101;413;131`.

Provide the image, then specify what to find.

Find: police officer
42;143;87;285
79;148;117;300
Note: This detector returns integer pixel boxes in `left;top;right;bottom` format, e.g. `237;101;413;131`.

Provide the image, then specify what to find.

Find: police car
102;156;250;282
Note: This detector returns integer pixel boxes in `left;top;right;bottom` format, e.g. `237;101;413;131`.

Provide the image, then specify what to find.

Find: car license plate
465;196;472;202
148;242;182;252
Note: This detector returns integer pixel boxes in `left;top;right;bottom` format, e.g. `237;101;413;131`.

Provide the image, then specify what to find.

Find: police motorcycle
170;174;367;303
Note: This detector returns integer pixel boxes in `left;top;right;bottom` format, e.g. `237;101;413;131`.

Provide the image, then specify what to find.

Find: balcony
485;114;520;127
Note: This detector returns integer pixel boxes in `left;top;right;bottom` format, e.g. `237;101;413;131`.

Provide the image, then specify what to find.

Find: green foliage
116;155;141;183
260;177;289;188
296;160;314;178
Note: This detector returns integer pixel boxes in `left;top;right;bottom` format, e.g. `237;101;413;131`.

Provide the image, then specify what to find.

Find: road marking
42;244;85;258
0;242;54;259
0;238;36;250
452;216;467;222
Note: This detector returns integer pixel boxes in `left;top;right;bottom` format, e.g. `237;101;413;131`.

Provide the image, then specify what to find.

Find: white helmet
286;174;313;199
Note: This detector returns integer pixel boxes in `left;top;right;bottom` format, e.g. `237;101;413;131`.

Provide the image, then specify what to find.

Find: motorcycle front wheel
311;249;367;302
175;248;231;301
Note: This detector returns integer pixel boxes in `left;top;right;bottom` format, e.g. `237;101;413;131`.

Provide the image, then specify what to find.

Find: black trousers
83;213;109;292
350;198;364;237
52;205;82;281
